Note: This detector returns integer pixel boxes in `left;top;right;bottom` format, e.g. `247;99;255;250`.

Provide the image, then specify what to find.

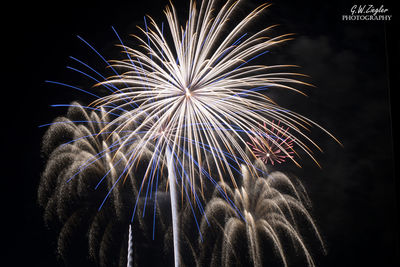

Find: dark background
4;0;398;266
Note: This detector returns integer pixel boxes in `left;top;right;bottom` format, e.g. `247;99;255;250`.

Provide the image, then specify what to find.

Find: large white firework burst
89;0;337;203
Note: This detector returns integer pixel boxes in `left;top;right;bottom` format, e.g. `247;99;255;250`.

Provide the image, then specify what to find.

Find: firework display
39;0;339;266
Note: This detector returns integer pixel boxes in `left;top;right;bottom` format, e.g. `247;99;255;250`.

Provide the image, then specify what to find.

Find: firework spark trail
166;146;180;267
127;224;133;267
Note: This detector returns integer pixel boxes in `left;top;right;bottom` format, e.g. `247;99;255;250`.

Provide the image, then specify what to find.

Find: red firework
247;121;295;165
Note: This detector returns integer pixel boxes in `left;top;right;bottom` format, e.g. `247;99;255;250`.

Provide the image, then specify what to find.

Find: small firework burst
248;121;295;165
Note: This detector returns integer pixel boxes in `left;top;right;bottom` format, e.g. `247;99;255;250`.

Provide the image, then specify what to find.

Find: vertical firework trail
127;224;133;267
41;0;340;266
166;146;180;266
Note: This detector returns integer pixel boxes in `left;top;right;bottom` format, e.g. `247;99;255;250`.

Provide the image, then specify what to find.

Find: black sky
4;0;398;266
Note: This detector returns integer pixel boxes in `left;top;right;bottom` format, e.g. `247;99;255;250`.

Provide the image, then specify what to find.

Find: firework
39;103;168;266
84;0;341;199
92;0;327;191
247;121;295;165
198;161;325;267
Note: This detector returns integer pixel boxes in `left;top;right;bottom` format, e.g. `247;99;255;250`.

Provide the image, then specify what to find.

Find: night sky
5;0;398;266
